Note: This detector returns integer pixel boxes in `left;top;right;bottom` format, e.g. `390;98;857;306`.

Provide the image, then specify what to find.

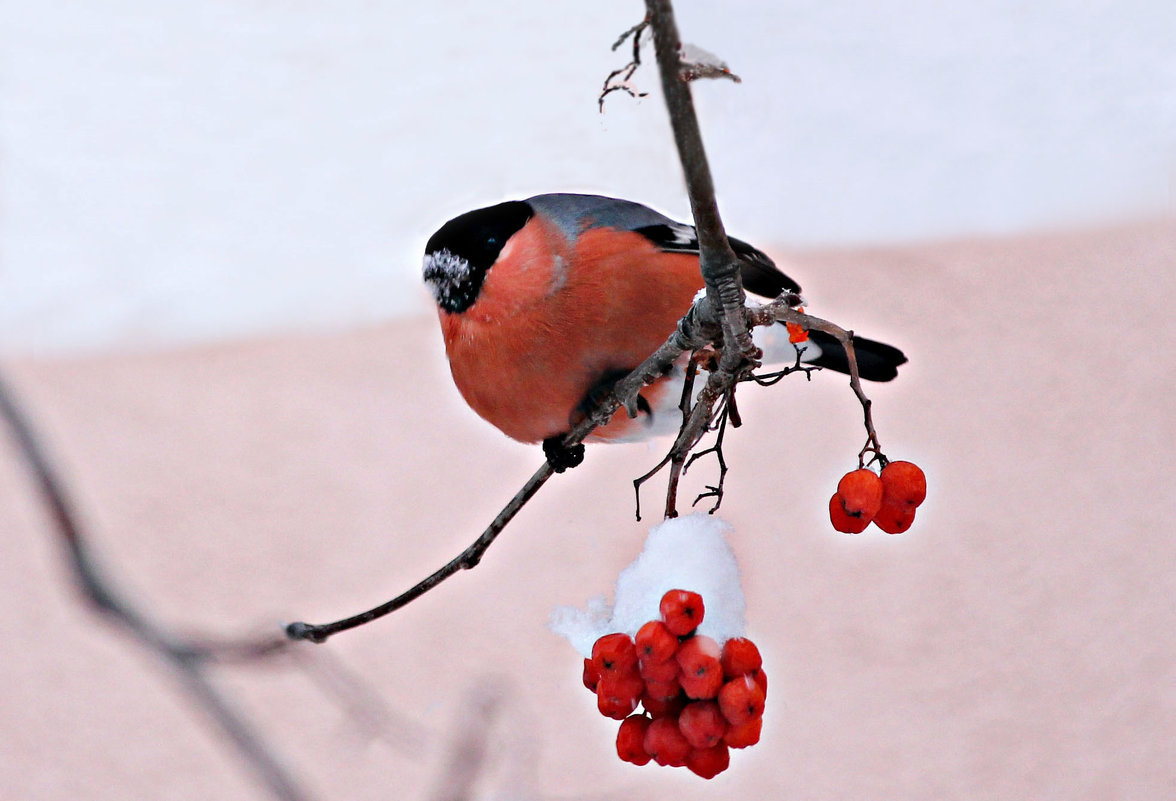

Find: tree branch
644;0;757;366
0;370;309;801
286;302;715;642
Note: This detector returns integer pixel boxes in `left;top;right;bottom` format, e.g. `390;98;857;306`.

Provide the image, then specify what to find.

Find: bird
422;193;906;469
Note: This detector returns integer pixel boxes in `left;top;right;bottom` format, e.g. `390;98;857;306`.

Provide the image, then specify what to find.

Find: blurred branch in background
0;368;309;801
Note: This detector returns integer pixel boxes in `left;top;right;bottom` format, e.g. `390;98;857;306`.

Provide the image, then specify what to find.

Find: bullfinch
422;193;905;466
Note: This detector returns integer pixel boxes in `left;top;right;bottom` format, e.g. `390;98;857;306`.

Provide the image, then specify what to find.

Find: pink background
2;222;1174;799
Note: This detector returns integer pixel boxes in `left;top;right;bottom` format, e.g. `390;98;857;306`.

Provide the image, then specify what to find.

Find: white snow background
2;0;1173;355
550;513;746;657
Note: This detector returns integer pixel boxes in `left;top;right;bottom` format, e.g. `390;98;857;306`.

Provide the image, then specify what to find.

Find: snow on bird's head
549;514;747;658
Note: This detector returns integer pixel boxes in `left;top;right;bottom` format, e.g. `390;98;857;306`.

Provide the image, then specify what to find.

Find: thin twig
685;395;732;514
600;18;650;111
287;461;555;642
288;305;717;641
748;301;881;464
0;370;310;801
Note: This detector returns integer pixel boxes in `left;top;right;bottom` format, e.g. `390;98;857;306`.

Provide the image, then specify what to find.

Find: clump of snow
549;514;747;658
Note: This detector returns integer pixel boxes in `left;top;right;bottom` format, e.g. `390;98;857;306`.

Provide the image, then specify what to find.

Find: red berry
644;715;692;767
872;500;916;534
678;700;728;749
686;742;730;779
829;493;870;534
641;691;686;720
786;307;809;345
720;637;762;678
660;589;705;636
880;460;927;507
599;667;644;702
677;635;723;699
718;674;766;726
616;714;652;766
592;633;638;675
680;669;724;700
751;667;767;700
582;657;600;693
723;716;762;748
677;634;720;669
597;686;639;720
837;468;884;519
635;620;678;663
639;656;680;684
642;676;681;701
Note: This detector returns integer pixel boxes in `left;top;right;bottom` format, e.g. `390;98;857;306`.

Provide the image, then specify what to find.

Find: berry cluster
582;589;767;779
829;460;927;534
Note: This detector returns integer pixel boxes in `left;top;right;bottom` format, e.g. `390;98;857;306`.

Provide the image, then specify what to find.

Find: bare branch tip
285;622;327;644
600;18;651;111
678;43;741;84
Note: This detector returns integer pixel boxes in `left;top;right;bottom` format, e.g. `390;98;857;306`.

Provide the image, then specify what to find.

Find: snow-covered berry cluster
581;589;767;779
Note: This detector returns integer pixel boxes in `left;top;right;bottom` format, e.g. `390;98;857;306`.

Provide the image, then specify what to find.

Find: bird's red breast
437;214;704;443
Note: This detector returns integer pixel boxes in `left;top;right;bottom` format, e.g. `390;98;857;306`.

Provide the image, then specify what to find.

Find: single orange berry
829;493;870;534
720;637;763;678
641;690;686;720
598;667;643;703
750;667;767;700
677;635;723;699
837;468;884;519
642;676;681;701
592;632;638;675
644;715;692;767
660;589;705;636
680;670;724;700
786;306;809;344
639;656;680;684
616;714;653;765
880;460;927;507
677;635;720;675
718;674;766;727
582;658;600;693
597;686;640;720
723;716;763;748
678;700;729;749
872;500;916;534
635;620;678;663
686;742;730;779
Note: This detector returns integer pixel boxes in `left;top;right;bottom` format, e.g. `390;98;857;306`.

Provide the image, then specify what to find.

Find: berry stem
747;303;884;468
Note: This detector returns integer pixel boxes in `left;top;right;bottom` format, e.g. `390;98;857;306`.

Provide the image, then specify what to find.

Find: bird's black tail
805;329;907;382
